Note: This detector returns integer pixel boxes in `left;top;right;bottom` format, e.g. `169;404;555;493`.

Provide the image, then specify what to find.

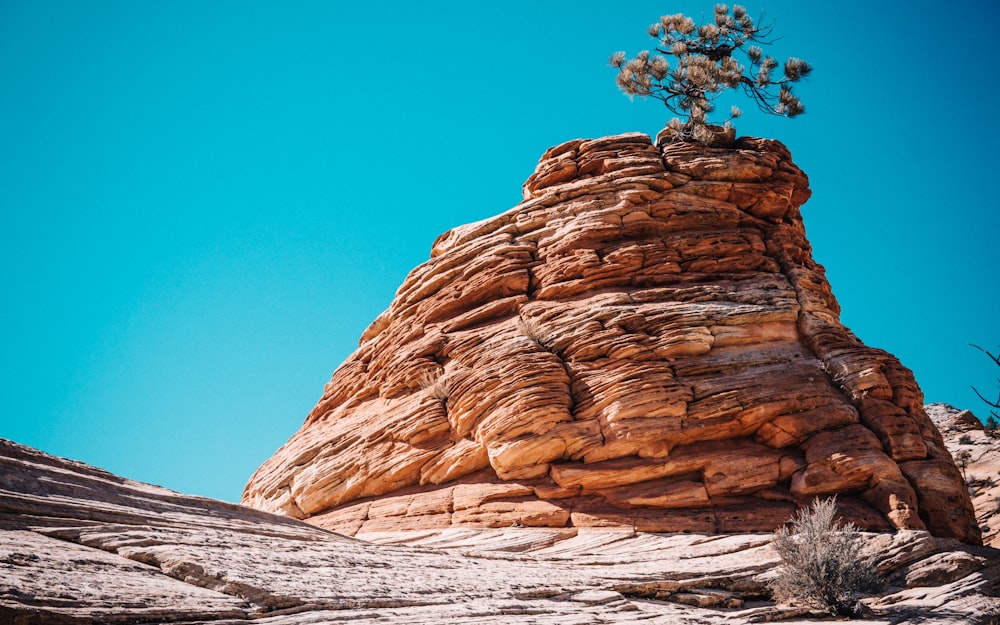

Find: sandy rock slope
2;436;999;624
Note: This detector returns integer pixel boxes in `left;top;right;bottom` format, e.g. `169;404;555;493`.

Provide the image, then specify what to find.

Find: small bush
516;316;560;355
957;449;973;483
959;434;974;445
985;415;1000;439
416;370;450;404
770;497;882;617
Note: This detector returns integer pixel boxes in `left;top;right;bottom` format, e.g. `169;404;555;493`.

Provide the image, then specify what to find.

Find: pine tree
611;4;810;143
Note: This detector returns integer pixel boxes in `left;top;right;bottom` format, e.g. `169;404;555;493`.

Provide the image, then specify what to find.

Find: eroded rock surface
3;439;999;624
244;132;979;543
931;403;1000;547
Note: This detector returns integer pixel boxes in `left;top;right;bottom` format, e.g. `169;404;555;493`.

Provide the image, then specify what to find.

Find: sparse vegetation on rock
770;497;882;617
957;449;973;483
987;416;1000;438
6;437;1000;623
611;4;810;143
417;369;451;404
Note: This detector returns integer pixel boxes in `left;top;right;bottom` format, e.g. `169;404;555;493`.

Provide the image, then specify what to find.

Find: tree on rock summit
611;4;810;143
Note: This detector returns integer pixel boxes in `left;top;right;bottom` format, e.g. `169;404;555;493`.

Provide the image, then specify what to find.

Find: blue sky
2;1;997;502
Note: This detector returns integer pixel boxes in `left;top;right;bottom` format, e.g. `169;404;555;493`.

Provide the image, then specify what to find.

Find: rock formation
929;403;1000;547
243;131;980;544
4;438;999;624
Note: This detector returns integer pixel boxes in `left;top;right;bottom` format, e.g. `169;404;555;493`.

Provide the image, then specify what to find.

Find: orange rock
243;132;980;544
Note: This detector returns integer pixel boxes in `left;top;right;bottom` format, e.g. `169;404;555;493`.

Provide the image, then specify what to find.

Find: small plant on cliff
611;4;810;143
416;369;450;404
957;449;972;484
987;415;1000;438
517;316;561;356
770;497;882;617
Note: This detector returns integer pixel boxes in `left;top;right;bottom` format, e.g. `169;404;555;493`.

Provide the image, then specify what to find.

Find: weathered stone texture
243;133;979;544
930;403;1000;548
3;438;999;624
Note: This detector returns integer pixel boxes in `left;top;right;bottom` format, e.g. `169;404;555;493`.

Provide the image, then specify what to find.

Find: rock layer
930;403;1000;547
244;132;979;543
4;438;999;624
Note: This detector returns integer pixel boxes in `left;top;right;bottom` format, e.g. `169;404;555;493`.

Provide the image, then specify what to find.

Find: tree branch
971;344;1000;412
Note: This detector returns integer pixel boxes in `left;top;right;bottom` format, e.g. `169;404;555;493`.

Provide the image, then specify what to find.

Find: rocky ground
2;418;999;625
928;403;1000;547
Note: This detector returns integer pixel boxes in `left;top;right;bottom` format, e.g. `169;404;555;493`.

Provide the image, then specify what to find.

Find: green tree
611;4;810;143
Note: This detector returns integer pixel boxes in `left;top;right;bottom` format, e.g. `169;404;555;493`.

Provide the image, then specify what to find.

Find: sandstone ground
2;422;998;624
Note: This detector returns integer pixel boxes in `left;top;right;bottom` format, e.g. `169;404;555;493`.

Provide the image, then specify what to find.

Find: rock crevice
243;133;979;544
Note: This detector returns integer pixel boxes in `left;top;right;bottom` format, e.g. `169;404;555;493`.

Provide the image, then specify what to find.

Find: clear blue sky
2;1;997;503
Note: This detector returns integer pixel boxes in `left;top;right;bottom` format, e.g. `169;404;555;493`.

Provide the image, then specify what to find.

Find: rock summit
244;132;979;544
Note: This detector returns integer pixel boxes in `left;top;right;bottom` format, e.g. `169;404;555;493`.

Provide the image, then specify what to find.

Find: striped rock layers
243;132;980;544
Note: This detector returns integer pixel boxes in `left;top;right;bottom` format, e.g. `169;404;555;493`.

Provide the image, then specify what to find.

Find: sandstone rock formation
4;438;999;624
244;132;980;544
931;403;1000;547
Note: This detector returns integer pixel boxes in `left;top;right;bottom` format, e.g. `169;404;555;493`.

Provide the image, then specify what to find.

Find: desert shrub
959;434;974;445
770;497;882;617
985;415;1000;439
416;370;450;404
517;316;560;356
957;449;973;483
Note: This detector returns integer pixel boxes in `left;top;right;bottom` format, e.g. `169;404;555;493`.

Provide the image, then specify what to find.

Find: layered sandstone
930;403;1000;547
243;132;980;543
4;438;1000;624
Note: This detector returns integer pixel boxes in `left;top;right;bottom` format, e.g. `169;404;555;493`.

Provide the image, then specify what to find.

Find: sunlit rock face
243;132;980;544
4;438;999;623
929;402;1000;547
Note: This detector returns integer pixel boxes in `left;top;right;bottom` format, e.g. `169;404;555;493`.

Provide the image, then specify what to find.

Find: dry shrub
516;317;559;355
416;370;450;403
770;497;882;617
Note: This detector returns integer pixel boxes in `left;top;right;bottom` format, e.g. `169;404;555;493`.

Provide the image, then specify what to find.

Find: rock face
4;438;1000;624
930;403;1000;547
244;132;979;544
